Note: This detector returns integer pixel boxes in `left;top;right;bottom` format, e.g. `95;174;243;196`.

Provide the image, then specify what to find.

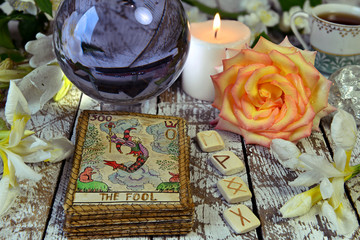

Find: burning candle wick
213;13;221;40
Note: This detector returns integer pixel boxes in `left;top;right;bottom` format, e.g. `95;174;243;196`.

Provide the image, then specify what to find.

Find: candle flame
213;13;221;39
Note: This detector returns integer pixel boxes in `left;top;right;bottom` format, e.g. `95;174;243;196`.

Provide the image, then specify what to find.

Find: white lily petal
10;135;46;156
333;147;347;172
270;139;301;169
25;34;56;68
17;65;63;114
3;149;41;181
47;137;74;162
321;201;338;228
0;176;20;216
329;177;345;210
22;150;51;163
334;204;359;235
289;171;323;187
299;153;345;178
5;81;30;125
8;117;27;148
280;193;312;218
320;178;333;200
331;110;357;151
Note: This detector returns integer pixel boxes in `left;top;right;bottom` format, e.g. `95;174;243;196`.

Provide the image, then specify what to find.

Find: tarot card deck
63;111;194;239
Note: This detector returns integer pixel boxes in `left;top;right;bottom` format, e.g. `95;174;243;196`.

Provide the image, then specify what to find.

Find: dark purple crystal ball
53;0;189;104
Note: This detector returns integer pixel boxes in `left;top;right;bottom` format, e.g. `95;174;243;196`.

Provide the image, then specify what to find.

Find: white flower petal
8;118;27;148
270;139;301;169
330;177;345;209
320;178;333;200
333;147;347;171
331;110;357;151
22;149;51;163
299;153;344;178
4;149;41;181
321;200;338;227
25;34;56;68
289;171;322;187
47;137;74;162
17;65;64;114
5;81;30;125
258;9;279;27
280;193;312;218
335;204;359;235
0;176;19;216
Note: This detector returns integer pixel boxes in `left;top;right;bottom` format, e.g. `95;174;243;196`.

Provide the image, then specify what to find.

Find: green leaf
251;32;271;48
278;0;306;11
310;0;322;7
0;16;15;49
18;13;48;46
181;0;245;19
35;0;53;17
0;50;26;62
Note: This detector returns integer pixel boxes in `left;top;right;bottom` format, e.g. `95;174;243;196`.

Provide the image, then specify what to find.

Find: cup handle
290;11;310;50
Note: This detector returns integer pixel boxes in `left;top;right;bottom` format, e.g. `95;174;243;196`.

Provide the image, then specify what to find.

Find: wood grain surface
1;80;360;240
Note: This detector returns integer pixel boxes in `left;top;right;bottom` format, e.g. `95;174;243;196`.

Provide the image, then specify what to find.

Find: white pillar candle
182;15;250;102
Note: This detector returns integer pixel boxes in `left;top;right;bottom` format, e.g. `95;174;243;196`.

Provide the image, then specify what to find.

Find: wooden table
1;80;360;240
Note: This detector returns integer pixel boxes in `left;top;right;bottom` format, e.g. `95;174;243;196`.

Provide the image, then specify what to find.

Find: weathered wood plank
154;102;257;240
44;94;157;240
0;87;82;240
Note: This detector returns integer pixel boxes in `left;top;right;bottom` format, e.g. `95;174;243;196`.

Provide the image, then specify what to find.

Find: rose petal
245;66;279;107
234;103;278;131
212;65;241;109
312;104;337;131
271;95;298;131
279;37;316;64
269;50;298;75
288;124;313;142
283;103;315;132
218;86;238;126
223;48;272;71
253;37;297;55
215;118;272;147
287;52;320;90
308;75;333;114
231;64;265;108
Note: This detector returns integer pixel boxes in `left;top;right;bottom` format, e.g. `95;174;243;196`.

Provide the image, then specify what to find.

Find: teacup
291;3;360;74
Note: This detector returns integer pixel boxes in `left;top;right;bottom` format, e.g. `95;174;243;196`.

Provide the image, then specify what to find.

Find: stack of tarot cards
63;111;194;239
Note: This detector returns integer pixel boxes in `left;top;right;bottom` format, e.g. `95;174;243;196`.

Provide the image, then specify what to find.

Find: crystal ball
53;0;189;104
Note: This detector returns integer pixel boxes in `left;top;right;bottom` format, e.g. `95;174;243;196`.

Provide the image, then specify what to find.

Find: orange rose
211;37;336;147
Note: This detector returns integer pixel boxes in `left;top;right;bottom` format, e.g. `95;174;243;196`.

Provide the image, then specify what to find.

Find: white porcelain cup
291;3;360;74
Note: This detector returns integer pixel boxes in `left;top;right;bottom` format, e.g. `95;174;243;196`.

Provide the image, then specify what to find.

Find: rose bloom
211;37;335;147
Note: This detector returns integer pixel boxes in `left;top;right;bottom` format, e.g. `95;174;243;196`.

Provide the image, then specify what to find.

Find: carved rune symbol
223;177;246;194
230;208;251;226
213;155;230;169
